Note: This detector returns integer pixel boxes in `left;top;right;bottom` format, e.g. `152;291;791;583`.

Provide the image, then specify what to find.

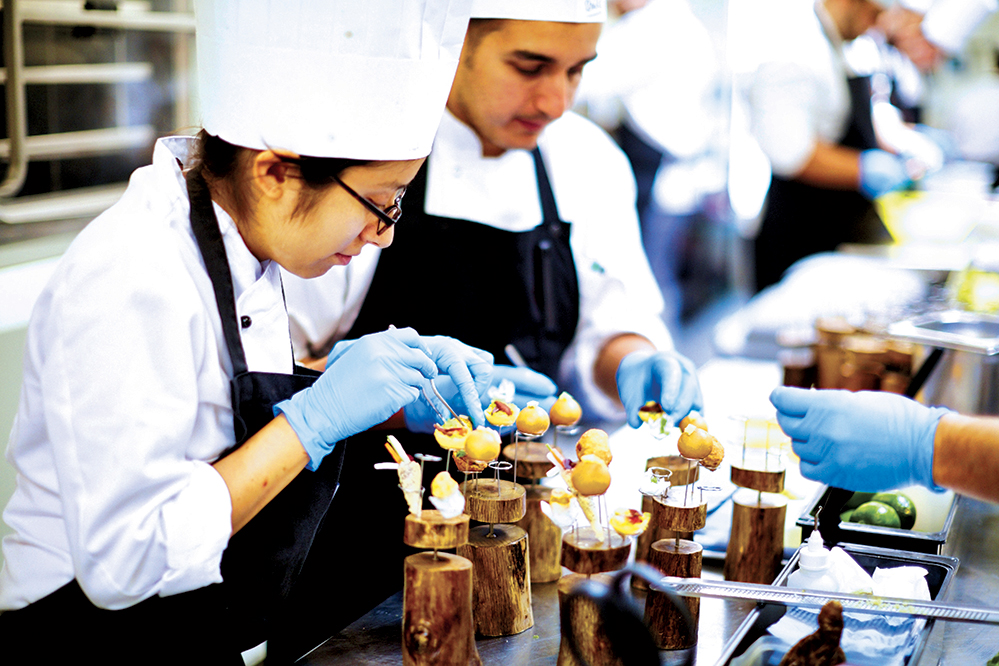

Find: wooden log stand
556;527;632;666
634;455;699;589
457;475;533;637
502;442;563;583
724;487;787;584
402;510;480;666
644;493;708;649
557;572;624;666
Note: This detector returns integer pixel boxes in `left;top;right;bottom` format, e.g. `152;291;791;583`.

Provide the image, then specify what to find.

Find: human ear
251;150;300;202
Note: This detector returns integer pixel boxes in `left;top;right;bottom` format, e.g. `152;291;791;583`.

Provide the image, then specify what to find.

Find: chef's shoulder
540;110;636;191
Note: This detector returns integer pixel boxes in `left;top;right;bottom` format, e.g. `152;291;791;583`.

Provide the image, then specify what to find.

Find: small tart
637;401;665;423
485;399;519;427
434;415;472;450
452;450;488;473
609;508;651;536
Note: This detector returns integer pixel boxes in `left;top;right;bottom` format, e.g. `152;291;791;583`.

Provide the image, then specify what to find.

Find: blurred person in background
878;0;997;72
574;0;728;326
750;0;934;292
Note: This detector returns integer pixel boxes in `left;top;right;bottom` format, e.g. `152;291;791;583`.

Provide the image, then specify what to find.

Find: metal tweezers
423;378;462;424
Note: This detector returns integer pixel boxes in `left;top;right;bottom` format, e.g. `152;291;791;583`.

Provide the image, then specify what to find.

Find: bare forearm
593;333;656;402
933;413;999;503
794;141;862;190
213;414;310;534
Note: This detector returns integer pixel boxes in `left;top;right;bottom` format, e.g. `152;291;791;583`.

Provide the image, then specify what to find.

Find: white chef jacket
749;1;854;178
0;136;293;611
284;109;673;419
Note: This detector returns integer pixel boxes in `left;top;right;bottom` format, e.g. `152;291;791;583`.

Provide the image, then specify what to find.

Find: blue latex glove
617;350;703;428
859;149;911;200
403;336;494;433
276;327;438;470
770;386;950;492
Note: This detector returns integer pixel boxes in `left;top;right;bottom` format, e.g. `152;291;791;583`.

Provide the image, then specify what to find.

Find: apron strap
532;147;562;229
185;171;250;377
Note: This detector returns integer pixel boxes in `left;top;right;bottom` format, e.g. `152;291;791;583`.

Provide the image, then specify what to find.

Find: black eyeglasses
331;174;405;235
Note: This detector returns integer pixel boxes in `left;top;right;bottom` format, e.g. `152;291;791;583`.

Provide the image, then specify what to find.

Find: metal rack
0;0;195;225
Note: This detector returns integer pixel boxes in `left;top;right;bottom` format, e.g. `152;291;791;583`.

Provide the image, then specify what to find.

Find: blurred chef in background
879;0;997;72
750;0;946;292
283;0;702;430
771;386;999;504
0;0;479;663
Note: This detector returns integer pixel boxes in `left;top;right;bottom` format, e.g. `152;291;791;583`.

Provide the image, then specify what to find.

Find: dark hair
188;129;371;221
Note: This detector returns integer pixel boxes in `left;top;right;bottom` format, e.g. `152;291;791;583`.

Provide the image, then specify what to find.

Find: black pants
0;581;243;665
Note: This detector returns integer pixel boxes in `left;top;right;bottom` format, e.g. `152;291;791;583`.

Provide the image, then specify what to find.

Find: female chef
0;0;478;663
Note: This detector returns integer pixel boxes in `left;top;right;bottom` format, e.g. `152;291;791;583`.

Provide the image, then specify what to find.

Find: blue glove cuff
274;397;337;472
915;406;951;492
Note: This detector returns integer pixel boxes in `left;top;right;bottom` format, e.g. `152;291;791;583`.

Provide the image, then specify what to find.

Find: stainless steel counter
297;484;999;666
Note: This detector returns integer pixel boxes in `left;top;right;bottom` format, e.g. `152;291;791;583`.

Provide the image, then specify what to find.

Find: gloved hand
617;350;703;429
276;327;438;470
490;365;559;411
403;336;494;433
770;386;950;492
859;149;911;200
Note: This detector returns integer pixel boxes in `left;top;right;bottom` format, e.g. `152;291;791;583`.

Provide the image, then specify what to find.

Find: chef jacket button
240;315;252;329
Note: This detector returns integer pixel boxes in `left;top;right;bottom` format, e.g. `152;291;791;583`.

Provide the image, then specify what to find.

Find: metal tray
888;310;999;355
716;543;960;666
796;485;960;555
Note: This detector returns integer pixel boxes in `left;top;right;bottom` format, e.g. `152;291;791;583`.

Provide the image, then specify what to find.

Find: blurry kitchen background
0;0;996;566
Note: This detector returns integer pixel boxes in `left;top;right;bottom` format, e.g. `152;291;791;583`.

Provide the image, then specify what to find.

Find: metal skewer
654;577;999;625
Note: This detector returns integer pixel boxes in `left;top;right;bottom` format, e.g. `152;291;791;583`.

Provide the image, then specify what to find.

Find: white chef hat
195;0;471;161
470;0;606;23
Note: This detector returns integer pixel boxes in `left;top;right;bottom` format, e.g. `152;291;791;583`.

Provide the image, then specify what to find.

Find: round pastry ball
434;415;472;450
575;428;612;465
679;411;708;432
464;426;501;461
571;454;611;496
550;392;582;427
517;400;550;435
677;424;714;460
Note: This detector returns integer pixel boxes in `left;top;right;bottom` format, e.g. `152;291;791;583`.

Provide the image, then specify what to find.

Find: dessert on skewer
548;391;581;449
510;400;550;483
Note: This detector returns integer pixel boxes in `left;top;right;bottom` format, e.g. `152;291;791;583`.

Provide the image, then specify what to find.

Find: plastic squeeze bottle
787;529;839;592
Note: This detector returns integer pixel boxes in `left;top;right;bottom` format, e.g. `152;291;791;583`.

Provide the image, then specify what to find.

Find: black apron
0;172;345;664
346;147;580;380
754;75;893;292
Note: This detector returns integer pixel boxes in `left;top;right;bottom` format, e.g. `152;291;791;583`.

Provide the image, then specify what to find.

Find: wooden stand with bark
634;455;698;590
457;476;533;637
556;527;632;666
457;522;533;637
644;492;707;649
516;484;563;582
557;572;624;666
402;510;480;666
724;487;788;584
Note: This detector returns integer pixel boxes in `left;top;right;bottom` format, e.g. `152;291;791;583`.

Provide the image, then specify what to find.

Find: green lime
839;509;853;523
871;492;917;530
843;491;875;510
850;501;901;529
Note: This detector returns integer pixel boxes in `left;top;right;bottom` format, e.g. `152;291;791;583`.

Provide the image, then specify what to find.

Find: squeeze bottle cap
799;528;830;570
